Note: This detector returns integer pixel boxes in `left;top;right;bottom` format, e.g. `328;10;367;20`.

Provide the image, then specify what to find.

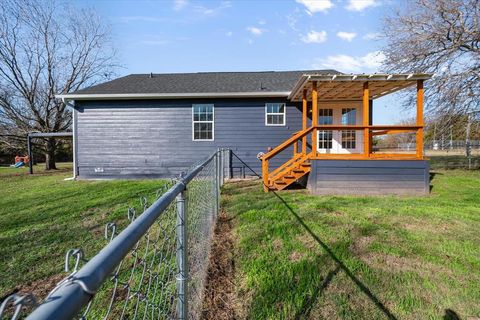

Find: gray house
58;70;432;195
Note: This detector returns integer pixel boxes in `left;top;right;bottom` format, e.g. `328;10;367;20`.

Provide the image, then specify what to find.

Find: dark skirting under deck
307;160;430;195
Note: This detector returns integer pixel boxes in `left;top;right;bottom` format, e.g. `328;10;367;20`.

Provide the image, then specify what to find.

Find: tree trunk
45;138;57;170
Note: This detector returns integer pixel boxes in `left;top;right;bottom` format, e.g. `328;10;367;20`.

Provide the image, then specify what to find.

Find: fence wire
0;149;227;320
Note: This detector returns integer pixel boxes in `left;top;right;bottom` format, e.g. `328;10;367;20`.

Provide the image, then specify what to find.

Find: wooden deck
261;78;426;192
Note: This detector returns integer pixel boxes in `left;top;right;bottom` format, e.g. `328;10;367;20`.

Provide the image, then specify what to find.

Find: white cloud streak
295;0;333;14
173;0;188;11
363;32;381;40
312;51;386;73
345;0;379;11
247;26;264;36
337;31;357;42
302;30;327;43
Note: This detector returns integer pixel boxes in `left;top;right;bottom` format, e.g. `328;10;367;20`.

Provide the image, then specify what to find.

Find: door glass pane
341;130;356;149
318;130;333;149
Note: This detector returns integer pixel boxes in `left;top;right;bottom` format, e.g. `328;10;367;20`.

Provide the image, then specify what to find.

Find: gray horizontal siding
307;160;430;195
75;98;302;178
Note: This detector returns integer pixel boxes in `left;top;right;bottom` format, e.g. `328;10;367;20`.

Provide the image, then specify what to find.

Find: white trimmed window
265;103;286;126
192;104;214;141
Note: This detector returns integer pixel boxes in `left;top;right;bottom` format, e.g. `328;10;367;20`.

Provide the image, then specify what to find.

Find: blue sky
76;0;412;124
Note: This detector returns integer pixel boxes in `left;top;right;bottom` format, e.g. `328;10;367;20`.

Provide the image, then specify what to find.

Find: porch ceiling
288;73;433;101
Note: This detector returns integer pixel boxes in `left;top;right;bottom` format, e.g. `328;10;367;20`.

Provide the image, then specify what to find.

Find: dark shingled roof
71;70;340;95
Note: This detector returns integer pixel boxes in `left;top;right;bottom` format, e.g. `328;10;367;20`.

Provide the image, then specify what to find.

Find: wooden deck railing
261;124;424;191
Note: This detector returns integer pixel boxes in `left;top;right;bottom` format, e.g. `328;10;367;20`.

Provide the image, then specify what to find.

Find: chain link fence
0;149;229;320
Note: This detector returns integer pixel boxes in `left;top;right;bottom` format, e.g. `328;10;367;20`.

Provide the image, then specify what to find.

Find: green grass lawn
0;164;168;301
1;161;479;319
223;170;480;319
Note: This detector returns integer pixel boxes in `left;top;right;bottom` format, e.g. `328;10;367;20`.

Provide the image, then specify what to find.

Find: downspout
62;97;77;180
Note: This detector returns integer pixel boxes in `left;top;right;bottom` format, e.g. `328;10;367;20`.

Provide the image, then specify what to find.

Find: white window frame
265;103;286;126
192;104;215;141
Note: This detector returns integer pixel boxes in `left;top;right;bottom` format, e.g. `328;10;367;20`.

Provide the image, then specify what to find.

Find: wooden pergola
261;73;433;191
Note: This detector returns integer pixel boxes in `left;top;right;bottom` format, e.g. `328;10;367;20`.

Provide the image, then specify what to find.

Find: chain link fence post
220;148;224;186
176;188;188;320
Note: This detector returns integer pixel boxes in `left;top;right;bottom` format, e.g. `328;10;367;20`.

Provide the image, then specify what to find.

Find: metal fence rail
0;149;229;320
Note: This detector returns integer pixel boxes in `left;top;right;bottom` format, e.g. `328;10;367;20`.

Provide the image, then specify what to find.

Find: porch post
311;81;318;158
302;89;307;154
363;82;370;157
416;80;424;159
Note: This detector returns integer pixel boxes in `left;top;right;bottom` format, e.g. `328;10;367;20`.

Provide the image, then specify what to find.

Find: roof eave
289;73;434;101
56;91;291;101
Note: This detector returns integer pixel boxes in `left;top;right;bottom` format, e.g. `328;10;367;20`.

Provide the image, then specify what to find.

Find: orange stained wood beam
302;89;307;154
416;80;424;159
311;153;420;161
311;81;318;157
315;125;421;130
363;82;370;157
262;158;269;192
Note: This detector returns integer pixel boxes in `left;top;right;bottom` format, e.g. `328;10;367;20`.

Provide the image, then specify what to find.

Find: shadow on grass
272;191;398;320
230;151;397;318
294;264;341;319
443;309;461;320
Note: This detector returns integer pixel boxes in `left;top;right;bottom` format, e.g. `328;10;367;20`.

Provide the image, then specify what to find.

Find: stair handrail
262;126;314;161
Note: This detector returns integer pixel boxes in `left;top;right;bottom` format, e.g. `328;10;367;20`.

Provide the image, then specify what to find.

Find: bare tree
382;0;480;116
0;0;117;169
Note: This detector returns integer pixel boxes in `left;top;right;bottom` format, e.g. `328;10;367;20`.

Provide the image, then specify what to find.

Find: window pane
342;108;356;125
319;109;333;125
268;114;284;124
278;104;285;113
206;111;213;121
194;123;200;140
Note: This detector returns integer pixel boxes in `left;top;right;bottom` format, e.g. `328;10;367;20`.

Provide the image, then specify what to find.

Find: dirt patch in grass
201;209;236;320
361;252;451;277
17;272;66;302
349;236;375;256
289;251;304;262
272;238;283;250
0;272;67;316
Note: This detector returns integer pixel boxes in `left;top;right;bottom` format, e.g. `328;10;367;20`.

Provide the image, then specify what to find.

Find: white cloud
363;32;381;40
337;31;357;42
258;19;266;25
301;30;327;43
312;51;386;73
345;0;379;11
286;8;301;31
194;1;231;16
247;26;264;36
295;0;333;14
225;31;233;37
173;0;188;11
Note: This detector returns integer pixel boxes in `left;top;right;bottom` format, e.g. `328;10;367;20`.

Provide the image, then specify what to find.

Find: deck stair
261;127;315;192
265;152;312;191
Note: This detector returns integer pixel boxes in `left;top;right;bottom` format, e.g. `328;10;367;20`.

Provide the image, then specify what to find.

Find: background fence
0;149;230;320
